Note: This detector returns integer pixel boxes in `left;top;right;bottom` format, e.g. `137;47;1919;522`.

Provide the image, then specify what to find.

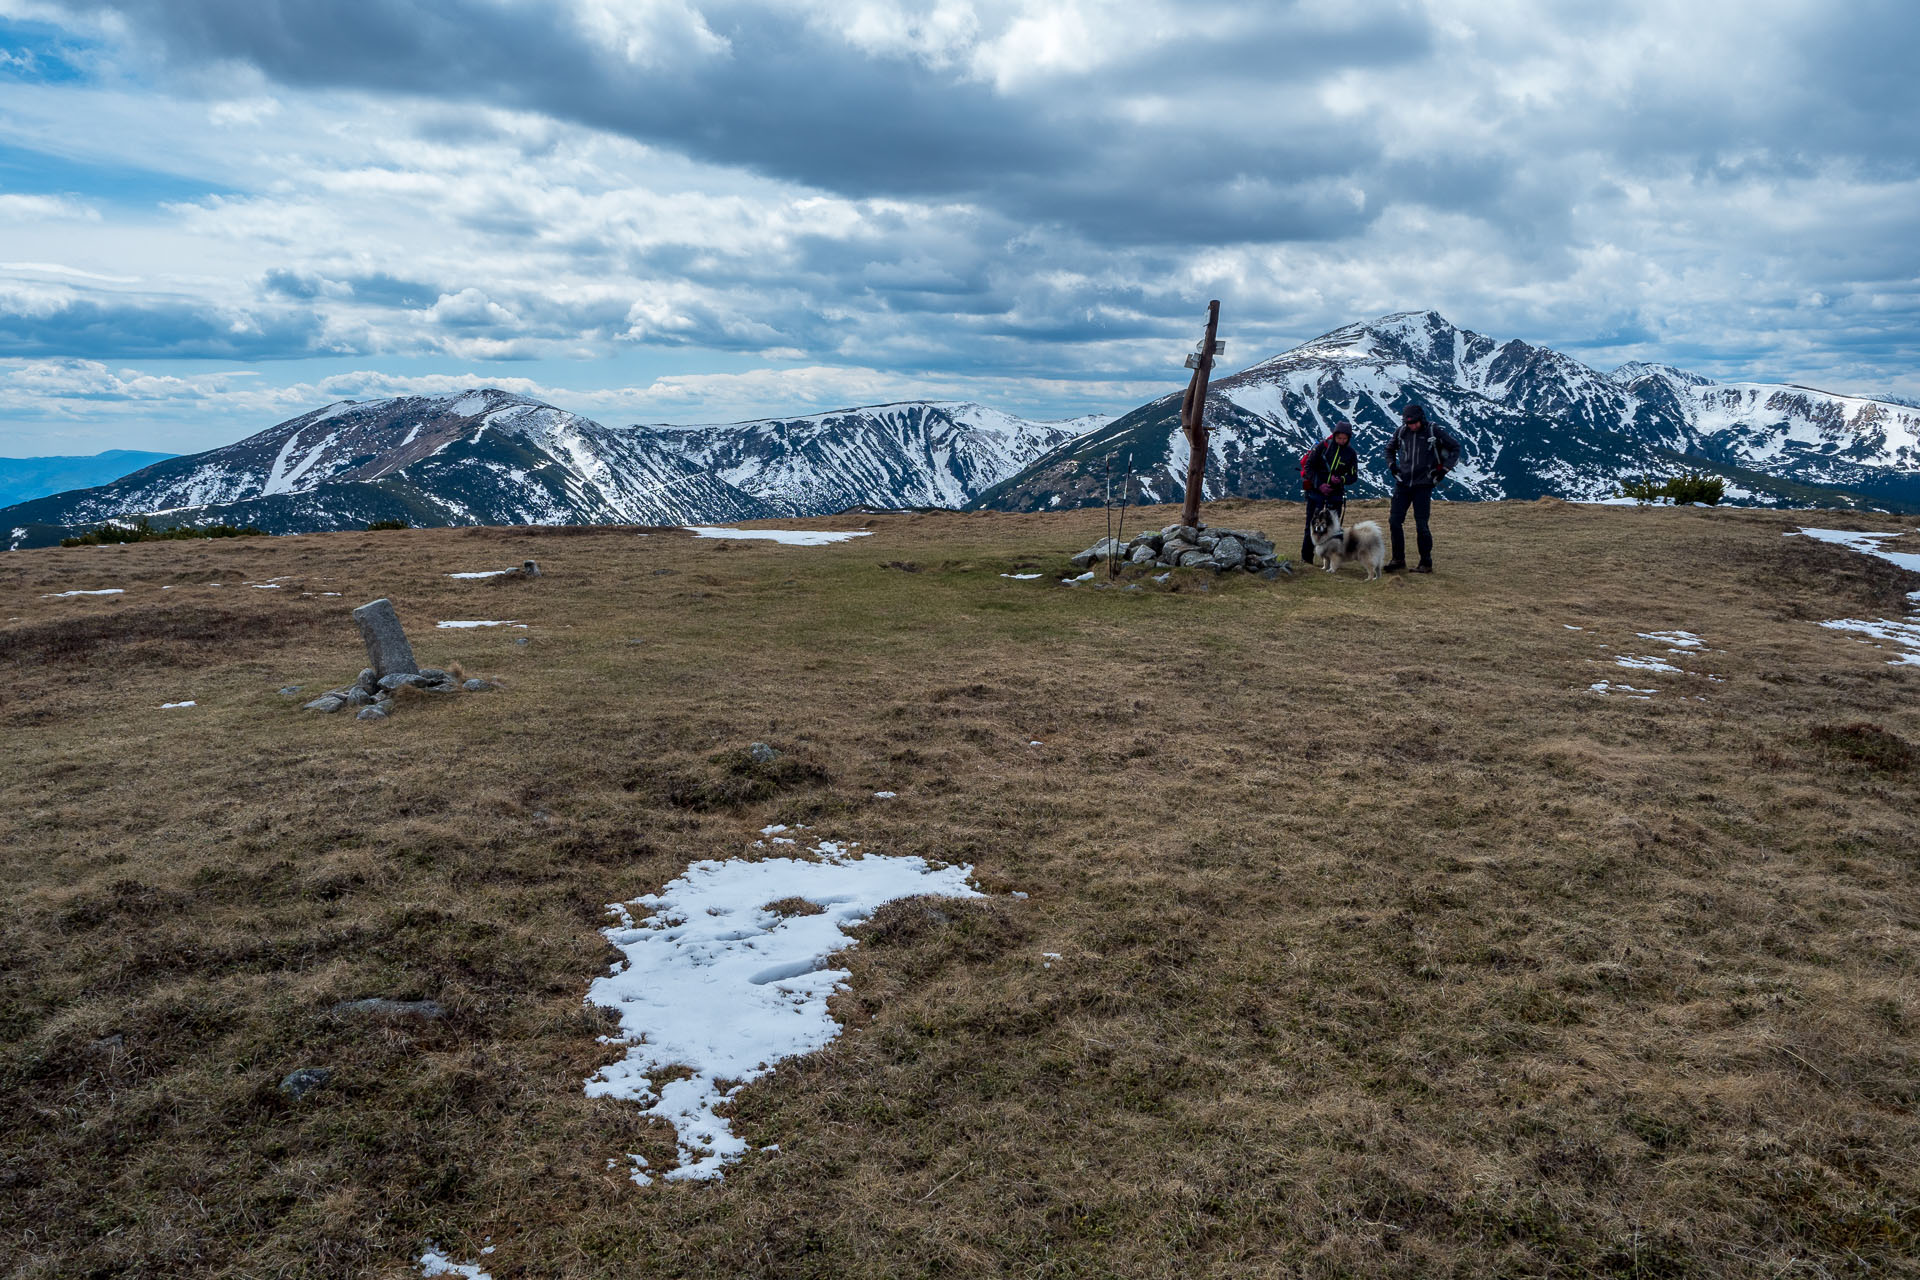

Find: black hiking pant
1301;494;1344;563
1389;484;1433;566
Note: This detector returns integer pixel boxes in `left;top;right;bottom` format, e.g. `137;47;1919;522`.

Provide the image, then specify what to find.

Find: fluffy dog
1310;508;1386;580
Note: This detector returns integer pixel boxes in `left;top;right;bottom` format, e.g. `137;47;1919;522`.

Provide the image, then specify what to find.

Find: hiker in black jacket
1300;422;1360;562
1382;403;1460;573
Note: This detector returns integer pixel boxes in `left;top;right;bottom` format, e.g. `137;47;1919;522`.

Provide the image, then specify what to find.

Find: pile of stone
1071;523;1289;576
303;597;497;722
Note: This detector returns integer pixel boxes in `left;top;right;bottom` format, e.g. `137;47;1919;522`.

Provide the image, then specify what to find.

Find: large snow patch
685;527;873;545
584;844;981;1183
1789;528;1920;665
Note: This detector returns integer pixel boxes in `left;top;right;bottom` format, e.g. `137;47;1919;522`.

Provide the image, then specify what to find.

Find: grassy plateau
2;499;1917;1279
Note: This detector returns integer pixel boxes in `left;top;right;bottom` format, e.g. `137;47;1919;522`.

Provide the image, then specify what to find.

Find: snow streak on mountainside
973;312;1920;513
648;401;1105;515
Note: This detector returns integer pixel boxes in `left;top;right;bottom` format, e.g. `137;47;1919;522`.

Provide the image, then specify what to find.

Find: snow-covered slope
0;392;1112;548
974;312;1920;512
1613;369;1920;496
646;401;1106;515
1;390;775;546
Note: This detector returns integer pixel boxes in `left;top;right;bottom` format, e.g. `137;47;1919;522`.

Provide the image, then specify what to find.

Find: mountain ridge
971;311;1920;513
9;312;1920;548
0;449;178;507
1;392;1098;548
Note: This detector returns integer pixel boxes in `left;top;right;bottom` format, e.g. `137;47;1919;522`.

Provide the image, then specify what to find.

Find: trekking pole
1103;458;1115;575
1111;458;1134;578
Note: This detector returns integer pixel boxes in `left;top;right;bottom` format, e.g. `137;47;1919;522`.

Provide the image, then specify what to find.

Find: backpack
1299;437;1329;491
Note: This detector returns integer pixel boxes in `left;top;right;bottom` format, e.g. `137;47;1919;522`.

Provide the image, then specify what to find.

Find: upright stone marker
352;597;419;678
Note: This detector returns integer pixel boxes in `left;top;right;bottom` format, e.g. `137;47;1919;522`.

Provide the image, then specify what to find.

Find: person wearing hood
1382;403;1460;574
1300;421;1360;563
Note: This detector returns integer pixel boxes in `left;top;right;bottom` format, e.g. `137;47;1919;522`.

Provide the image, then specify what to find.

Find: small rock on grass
278;686;302;696
377;672;430;691
356;705;388;722
749;742;779;764
279;1067;332;1100
303;695;345;713
462;678;491;692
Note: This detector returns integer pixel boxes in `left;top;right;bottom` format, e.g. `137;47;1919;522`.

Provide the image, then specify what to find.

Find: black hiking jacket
1305;437;1360;495
1385;422;1461;489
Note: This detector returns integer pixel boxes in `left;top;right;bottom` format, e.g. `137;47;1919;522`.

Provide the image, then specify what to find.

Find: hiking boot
1382;561;1406;573
1411;563;1433;574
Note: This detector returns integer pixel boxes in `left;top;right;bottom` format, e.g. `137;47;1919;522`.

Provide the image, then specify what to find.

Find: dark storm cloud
53;0;1445;247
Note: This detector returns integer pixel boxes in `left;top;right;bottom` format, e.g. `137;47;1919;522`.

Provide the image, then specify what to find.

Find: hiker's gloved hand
1318;483;1333;496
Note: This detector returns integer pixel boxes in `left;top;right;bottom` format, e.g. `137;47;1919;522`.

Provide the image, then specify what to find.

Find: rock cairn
304;597;498;721
1071;523;1289;576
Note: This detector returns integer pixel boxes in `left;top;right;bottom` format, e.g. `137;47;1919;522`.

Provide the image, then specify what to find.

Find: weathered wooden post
1179;300;1223;530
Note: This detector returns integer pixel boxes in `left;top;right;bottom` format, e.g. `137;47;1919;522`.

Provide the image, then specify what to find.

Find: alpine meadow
5;2;1920;1277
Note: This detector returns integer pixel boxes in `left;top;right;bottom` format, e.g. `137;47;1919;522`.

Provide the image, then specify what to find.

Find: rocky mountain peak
1611;361;1718;389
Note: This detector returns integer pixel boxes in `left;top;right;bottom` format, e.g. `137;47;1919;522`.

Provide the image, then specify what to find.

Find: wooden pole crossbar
1178;300;1221;530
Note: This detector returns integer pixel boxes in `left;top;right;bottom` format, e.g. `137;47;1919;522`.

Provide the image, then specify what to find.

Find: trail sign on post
1178;300;1222;530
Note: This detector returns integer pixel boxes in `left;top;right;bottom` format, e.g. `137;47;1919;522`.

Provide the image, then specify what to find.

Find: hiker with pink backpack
1299;421;1360;563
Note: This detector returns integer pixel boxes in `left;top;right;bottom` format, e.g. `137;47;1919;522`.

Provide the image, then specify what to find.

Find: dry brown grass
2;501;1917;1278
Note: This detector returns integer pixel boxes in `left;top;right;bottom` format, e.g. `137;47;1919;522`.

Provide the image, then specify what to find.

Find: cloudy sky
1;0;1915;455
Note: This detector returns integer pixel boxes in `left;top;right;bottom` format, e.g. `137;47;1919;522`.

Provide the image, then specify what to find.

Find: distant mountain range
0;449;175;507
6;312;1918;548
971;312;1920;512
1;394;1097;548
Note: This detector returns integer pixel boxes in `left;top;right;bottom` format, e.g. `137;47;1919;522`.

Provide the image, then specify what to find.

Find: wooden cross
1178;300;1222;529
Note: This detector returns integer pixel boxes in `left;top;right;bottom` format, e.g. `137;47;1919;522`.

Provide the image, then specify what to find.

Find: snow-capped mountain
2;390;776;547
972;312;1920;512
1;392;1107;548
649;401;1106;516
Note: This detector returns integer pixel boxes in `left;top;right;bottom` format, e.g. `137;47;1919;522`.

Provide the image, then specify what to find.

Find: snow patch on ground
1590;682;1655;699
584;843;982;1183
1788;528;1920;665
1614;653;1683;674
1788;527;1920;573
42;588;123;597
1000;573;1043;580
1819;617;1920;665
686;527;873;545
160;701;196;709
417;1243;494;1279
1638;630;1706;651
447;570;513;579
436;620;527;629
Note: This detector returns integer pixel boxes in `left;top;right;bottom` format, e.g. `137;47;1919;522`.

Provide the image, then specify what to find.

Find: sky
1;0;1916;456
